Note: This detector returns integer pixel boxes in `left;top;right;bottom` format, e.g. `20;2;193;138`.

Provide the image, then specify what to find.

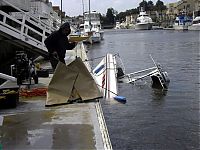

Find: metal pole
82;0;84;15
89;0;91;31
89;0;90;14
61;0;62;24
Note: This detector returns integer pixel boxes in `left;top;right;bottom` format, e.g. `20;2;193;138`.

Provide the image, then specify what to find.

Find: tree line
101;0;167;26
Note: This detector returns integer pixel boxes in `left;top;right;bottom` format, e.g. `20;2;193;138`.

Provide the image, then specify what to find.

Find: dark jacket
44;23;75;60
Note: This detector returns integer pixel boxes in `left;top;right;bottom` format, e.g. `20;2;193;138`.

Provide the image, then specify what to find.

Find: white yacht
114;21;121;29
135;8;153;30
83;11;104;43
188;16;200;31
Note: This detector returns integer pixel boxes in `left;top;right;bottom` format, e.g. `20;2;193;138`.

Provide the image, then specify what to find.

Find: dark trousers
49;55;65;71
49;56;58;71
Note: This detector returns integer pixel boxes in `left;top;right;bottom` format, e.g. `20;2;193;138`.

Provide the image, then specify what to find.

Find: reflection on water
87;29;199;150
151;88;168;101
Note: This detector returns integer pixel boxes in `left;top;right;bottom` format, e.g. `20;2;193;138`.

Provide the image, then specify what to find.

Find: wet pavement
0;76;106;150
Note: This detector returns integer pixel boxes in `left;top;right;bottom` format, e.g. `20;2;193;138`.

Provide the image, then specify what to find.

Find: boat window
175;20;179;23
193;20;199;24
137;20;140;23
84;14;89;20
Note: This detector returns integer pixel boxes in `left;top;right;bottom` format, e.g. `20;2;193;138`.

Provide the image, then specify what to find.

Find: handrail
1;0;57;31
0;0;60;54
0;10;45;45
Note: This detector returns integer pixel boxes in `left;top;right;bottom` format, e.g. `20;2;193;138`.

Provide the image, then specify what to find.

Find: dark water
87;29;200;150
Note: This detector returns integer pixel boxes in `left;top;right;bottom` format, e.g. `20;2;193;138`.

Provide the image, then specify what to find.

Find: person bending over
44;22;76;70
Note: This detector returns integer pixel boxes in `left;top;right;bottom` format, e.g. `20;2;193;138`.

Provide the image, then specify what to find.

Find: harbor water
87;29;200;150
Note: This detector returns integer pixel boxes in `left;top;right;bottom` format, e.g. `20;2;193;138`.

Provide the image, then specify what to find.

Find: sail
46;58;102;106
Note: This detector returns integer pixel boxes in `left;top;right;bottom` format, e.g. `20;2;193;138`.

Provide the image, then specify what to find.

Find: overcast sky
50;0;177;17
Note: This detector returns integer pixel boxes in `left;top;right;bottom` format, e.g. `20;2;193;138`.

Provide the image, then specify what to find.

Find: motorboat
135;8;153;30
114;21;121;29
188;16;200;31
173;14;192;30
83;11;104;43
114;21;126;29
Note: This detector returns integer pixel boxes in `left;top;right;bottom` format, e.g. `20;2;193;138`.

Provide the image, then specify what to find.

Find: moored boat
135;8;153;30
173;14;192;30
83;11;104;43
188;16;200;31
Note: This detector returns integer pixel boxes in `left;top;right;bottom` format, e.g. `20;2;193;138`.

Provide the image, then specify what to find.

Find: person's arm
67;41;77;50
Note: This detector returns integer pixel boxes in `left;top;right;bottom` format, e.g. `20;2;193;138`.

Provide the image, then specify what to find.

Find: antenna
82;0;84;15
89;0;91;31
61;0;62;24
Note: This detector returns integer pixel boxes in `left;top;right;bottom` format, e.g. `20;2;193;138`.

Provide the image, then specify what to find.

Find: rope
96;84;118;96
83;55;106;62
84;53;120;62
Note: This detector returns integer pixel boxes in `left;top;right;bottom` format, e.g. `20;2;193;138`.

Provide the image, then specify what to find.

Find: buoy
114;96;126;103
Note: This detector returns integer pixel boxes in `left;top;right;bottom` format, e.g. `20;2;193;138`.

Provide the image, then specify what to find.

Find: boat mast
61;0;62;24
89;0;91;31
82;0;85;16
192;11;195;20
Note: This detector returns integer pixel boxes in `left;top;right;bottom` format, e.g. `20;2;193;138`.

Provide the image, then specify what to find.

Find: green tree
100;14;108;25
106;8;115;25
147;1;154;11
116;12;126;22
139;0;148;11
155;0;166;12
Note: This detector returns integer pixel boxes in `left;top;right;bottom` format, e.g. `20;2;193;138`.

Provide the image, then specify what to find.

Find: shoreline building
166;0;200;17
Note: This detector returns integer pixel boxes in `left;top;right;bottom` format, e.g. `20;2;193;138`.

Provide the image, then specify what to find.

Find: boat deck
0;76;111;150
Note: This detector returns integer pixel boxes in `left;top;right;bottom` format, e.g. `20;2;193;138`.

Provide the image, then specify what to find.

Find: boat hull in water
173;25;188;30
188;25;200;31
188;16;200;31
93;53;118;99
151;71;170;89
135;23;152;30
91;32;101;43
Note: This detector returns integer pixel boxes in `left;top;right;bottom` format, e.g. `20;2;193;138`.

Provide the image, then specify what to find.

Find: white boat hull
135;23;152;30
188;25;200;31
93;53;117;99
91;36;101;43
173;25;188;30
100;31;104;40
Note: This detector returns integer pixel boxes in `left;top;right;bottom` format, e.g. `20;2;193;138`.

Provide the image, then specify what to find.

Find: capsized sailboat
93;53;126;103
118;55;170;89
